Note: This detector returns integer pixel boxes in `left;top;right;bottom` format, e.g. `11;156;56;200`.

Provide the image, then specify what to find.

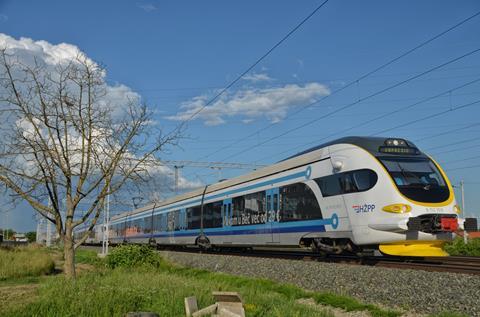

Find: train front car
328;137;478;257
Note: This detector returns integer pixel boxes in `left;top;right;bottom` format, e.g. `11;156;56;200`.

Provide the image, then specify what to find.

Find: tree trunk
63;233;76;279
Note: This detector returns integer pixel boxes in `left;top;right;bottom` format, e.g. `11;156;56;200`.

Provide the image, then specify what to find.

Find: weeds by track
81;244;480;275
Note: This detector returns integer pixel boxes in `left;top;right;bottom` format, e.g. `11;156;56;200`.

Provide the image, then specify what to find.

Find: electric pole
460;180;468;243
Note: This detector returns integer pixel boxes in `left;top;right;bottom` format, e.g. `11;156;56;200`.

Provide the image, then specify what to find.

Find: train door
266;188;280;243
222;198;232;244
321;157;351;233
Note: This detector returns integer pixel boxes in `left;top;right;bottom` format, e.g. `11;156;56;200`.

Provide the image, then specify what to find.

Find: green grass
74;248;105;267
0;245;55;281
444;237;480;256
2;246;469;317
2;248;401;317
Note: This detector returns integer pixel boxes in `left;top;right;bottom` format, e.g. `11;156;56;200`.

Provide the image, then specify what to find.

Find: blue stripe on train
109;168;310;225
110;217;334;240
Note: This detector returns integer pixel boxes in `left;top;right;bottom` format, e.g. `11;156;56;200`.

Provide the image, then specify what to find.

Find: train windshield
378;157;450;203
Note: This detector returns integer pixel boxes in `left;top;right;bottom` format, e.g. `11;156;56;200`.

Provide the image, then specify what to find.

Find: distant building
13;233;27;242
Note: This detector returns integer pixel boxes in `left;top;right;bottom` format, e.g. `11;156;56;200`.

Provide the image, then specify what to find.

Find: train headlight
454;205;461;214
382;204;412;213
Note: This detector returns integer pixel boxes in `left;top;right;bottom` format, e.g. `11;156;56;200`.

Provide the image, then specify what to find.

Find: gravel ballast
160;251;480;316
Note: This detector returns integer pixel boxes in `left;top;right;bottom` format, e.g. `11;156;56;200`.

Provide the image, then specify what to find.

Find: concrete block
185;296;198;317
192;304;218;317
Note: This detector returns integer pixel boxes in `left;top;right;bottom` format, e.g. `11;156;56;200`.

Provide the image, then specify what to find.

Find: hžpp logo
353;204;375;213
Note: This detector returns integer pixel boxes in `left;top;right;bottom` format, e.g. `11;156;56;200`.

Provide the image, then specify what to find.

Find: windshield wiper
395;162;430;190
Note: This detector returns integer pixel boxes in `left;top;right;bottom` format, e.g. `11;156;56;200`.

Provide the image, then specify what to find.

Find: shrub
444;237;480;256
106;244;162;269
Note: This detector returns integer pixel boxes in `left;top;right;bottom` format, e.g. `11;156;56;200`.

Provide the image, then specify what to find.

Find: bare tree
0;48;179;278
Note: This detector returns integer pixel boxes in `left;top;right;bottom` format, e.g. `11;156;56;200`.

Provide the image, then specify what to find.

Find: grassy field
0;245;55;281
0;245;470;317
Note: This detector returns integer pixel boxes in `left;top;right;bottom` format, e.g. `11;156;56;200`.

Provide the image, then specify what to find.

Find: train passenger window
279;183;322;222
273;194;278;212
173;210;182;231
203;201;223;228
231;191;266;226
187;206;201;229
144;216;153;234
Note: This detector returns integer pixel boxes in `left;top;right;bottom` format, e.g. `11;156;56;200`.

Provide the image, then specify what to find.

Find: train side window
187;206;201;229
173;210;182;231
273;194;278;212
340;173;358;194
315;174;342;197
231;191;266;226
144;216;153;234
352;169;378;191
279;183;322;222
204;201;223;228
315;169;378;196
232;196;244;226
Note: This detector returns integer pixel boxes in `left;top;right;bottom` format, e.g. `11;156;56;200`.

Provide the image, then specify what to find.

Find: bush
444;237;480;256
0;245;55;280
106;244;162;269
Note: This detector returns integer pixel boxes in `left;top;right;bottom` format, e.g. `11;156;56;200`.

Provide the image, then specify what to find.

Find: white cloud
165;83;330;126
242;72;273;83
138;3;157;12
0;33;199;191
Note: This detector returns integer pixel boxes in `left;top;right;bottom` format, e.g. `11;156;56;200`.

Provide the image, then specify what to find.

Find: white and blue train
77;137;478;256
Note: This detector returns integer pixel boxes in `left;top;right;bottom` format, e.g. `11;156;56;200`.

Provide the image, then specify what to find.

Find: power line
445;164;480;172
431;143;480;156
168;0;330;134
416;122;480;141
194;10;480;161
424;137;479;151
109;64;480;94
371;98;480;136
442;155;480;165
219;48;480;163
296;77;480;150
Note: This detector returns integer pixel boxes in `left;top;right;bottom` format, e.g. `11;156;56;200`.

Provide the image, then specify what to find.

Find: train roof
111;136;422;220
284;136;421;160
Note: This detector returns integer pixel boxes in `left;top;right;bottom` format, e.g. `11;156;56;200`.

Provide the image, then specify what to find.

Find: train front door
266;188;280;243
222;198;232;244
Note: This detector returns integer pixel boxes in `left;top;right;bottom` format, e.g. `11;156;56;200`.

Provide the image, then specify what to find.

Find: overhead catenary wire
445;164;480;172
441;155;480;165
269;77;480;157
416;122;480;141
370;98;480;136
218;48;480;163
165;0;330;136
194;10;480;162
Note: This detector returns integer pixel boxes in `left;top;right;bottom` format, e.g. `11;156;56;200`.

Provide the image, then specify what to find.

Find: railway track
81;244;480;275
159;247;480;275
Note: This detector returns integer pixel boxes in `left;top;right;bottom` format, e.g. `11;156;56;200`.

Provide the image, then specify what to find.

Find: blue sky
0;0;479;231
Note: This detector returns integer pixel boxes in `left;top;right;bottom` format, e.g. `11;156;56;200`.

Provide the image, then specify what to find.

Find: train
75;136;478;256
